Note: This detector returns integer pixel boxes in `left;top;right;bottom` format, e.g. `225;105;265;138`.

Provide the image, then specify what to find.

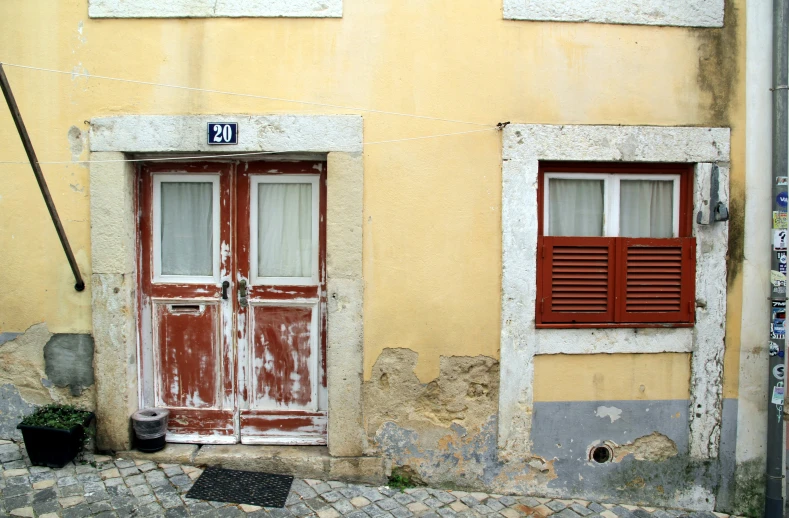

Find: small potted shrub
17;404;94;468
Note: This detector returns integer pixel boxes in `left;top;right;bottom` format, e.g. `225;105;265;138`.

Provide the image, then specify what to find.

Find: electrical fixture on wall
696;164;730;224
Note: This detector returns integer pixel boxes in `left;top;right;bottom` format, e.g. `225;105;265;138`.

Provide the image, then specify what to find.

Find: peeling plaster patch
365;350;711;505
0;323;96;433
88;0;342;18
0;384;37;441
0;325;96;440
503;0;724;27
0;332;21;346
596;406;622;423
68;126;84;162
499;124;730;462
612;432;678;462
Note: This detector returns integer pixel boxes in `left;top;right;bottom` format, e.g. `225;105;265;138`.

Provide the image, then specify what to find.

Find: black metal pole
0;63;85;292
766;0;788;516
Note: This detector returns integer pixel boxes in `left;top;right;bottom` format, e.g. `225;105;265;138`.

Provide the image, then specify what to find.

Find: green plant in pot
17;404;95;468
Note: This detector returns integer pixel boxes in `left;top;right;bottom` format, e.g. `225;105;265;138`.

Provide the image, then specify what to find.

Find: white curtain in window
619;180;674;238
160;182;214;276
258;183;313;278
548;178;605;236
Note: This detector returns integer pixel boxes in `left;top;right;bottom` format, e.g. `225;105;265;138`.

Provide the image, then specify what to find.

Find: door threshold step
116;444;387;485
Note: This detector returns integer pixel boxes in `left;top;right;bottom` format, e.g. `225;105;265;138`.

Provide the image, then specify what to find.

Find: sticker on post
779;177;789;186
779;192;789;209
779;251;787;274
774;229;787;250
770;341;781;357
772;385;785;405
207;123;238;145
771;270;786;288
773;364;785;381
774;212;788;229
772;301;786;340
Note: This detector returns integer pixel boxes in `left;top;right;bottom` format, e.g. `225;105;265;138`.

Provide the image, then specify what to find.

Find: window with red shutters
536;163;696;328
540;237;615;323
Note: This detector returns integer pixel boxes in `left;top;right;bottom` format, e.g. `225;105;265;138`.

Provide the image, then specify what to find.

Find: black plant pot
17;413;94;468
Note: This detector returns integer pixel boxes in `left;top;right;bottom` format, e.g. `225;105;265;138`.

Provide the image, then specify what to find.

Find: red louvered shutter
615;238;695;323
539;237;616;323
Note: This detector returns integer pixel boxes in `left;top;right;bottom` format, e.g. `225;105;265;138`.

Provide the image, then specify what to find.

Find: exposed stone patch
365;349;499;435
365;349;560;492
612;433;679;463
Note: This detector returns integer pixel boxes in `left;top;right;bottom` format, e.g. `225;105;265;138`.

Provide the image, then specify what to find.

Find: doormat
186;466;294;508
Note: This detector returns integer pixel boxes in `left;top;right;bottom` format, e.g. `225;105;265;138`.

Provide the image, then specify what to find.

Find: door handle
221;281;230;300
238;279;248;307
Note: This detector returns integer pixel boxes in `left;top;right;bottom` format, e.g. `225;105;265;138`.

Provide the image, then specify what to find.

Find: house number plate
207;122;238;145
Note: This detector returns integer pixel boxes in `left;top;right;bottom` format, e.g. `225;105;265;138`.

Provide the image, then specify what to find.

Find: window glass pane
160;182;214;276
548;178;605;236
258;183;313;278
620;180;674;238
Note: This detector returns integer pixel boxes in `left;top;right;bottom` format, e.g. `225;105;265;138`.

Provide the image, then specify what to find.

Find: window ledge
88;0;342;18
536;322;694;329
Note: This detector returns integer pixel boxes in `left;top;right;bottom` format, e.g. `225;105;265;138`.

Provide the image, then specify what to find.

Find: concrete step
117;443;387;485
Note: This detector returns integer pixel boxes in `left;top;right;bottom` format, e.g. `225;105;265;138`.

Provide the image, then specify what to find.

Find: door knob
239;279;248;307
221;281;230;300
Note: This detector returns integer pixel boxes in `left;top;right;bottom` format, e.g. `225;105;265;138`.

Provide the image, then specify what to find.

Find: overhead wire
0;128;497;165
0;62;495;128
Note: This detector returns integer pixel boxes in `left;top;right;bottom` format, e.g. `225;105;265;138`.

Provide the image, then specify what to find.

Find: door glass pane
548;178;605;236
620;180;674;238
160;182;214;276
258;183;313;278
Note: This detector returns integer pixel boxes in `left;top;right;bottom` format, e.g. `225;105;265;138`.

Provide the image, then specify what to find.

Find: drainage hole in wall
590;445;613;464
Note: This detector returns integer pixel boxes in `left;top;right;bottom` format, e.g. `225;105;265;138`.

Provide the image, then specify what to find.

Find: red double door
137;161;327;445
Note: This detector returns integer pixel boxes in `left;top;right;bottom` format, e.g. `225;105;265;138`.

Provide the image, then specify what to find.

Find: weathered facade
0;0;776;515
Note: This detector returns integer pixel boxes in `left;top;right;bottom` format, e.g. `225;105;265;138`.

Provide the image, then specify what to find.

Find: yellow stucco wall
0;1;745;388
533;354;692;402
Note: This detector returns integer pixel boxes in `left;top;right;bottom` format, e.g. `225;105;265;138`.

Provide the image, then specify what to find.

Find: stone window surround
88;114;364;456
499;124;730;462
88;0;342;18
502;0;724;27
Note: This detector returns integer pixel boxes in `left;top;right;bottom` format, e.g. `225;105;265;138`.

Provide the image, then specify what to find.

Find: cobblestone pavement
0;440;744;518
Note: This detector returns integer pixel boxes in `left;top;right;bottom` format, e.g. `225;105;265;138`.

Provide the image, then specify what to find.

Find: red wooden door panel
236;161;328;445
138;163;235;442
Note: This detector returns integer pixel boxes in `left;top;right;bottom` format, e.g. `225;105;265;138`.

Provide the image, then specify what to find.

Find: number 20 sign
207;123;238;145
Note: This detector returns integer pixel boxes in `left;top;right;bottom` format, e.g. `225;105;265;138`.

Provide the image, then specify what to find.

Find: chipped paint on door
236;161;328;445
154;301;221;409
250;305;317;409
137;161;327;445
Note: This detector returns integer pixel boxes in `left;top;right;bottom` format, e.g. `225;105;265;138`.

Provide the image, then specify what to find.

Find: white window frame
250;174;320;286
543;172;681;238
152;174;221;284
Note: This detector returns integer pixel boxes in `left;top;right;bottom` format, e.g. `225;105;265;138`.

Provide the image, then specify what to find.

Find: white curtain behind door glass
258;183;313;278
619;180;674;238
160;182;214;276
548;178;605;236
